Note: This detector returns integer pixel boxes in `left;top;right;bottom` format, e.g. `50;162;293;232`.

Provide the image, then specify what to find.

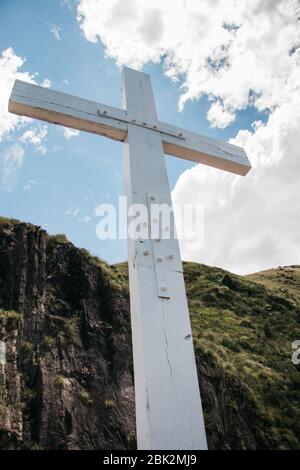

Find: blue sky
1;0;298;273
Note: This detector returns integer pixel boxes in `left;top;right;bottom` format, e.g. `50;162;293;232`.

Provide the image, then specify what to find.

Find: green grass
64;317;78;340
0;216;20;227
18;341;34;362
104;399;116;409
0;309;22;327
184;262;300;449
247;266;300;303
112;261;300;449
79;250;129;293
48;233;69;244
40;335;56;353
80;387;93;406
0;216;37;233
54;375;66;387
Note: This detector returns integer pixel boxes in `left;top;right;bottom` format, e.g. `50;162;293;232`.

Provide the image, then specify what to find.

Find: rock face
0;218;300;450
0;220;134;449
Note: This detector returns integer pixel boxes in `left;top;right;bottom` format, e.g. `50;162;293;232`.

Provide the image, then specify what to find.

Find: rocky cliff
0;217;299;450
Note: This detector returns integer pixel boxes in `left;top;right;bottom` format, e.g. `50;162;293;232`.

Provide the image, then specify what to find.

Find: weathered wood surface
122;67;207;449
9;78;251;175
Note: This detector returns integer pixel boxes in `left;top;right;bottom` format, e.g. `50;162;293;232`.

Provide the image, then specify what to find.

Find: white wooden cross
9;67;251;450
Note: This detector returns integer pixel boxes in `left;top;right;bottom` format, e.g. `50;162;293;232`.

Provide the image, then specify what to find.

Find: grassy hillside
114;261;300;449
247;265;300;303
1;216;299;449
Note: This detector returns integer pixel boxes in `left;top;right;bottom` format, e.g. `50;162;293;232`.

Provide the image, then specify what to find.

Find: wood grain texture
9;78;251;175
122;66;207;450
9;80;127;142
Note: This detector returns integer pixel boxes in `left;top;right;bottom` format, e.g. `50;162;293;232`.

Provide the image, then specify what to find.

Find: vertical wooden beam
122;67;207;450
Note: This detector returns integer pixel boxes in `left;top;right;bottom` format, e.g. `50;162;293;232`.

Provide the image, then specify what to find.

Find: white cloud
0;48;35;142
63;127;80;139
41;78;52;88
77;0;300;122
77;0;300;273
0;48;51;191
50;24;62;40
173;95;300;274
20;126;48;154
65;208;91;223
207;101;235;129
65;208;80;217
0;144;25;191
0;47;51;144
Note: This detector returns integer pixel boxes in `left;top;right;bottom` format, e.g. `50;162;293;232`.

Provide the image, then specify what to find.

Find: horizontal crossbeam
9;79;251;175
